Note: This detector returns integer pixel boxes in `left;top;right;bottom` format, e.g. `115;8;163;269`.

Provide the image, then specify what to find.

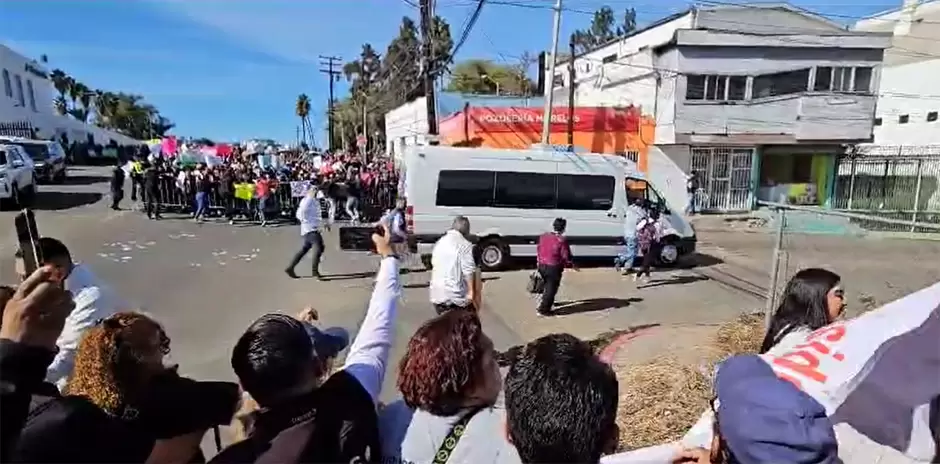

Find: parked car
0;137;67;183
0;143;37;209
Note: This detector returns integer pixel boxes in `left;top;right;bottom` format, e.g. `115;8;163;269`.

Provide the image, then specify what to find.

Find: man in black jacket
110;161;125;210
143;162;163;220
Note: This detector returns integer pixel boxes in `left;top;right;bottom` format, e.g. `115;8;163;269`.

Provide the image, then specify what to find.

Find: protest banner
602;282;940;464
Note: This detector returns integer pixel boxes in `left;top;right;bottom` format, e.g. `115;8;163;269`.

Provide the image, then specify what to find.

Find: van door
555;173;623;258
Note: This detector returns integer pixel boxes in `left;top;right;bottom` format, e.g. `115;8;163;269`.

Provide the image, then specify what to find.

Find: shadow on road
31;191;103;211
637;274;710;289
552;297;643;316
509;252;724;272
321;271;376;282
63;174;110;186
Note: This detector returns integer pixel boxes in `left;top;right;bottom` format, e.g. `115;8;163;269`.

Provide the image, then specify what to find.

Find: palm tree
295;94;311;145
49;69;69;99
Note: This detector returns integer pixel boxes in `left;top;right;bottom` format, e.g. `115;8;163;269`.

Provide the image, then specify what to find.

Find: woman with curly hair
14;312;239;463
380;309;518;464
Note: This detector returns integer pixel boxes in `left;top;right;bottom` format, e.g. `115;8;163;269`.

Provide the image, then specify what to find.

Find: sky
0;0;903;144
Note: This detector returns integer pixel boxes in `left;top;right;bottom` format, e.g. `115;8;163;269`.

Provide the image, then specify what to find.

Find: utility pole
419;0;439;143
540;0;563;145
319;55;341;151
566;35;576;150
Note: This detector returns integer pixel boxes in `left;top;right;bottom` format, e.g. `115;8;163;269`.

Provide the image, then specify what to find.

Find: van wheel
657;237;680;267
421;254;432;271
478;239;509;272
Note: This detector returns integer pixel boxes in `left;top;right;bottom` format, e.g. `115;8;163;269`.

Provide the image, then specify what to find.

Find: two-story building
549;4;891;212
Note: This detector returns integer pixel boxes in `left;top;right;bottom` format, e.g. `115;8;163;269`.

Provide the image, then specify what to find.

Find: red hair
397;310;487;416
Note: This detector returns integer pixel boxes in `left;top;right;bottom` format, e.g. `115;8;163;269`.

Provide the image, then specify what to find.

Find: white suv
0;143;37;208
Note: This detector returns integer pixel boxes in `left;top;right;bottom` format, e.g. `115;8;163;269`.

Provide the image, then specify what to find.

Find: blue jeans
194;192;208;219
257;196;269;222
615;236;638;269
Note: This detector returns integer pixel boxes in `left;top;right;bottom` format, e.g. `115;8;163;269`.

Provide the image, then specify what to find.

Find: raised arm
342;232;400;404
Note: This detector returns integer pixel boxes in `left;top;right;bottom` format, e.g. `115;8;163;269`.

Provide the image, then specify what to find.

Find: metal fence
144;177;397;222
832;146;940;233
759;201;940;328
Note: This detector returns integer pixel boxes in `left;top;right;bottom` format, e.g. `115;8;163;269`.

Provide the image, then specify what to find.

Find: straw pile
614;313;766;451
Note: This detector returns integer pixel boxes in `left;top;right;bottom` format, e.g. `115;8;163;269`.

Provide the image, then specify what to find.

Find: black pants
110;189;123;209
433;302;476;316
638;242;661;278
130;177;141;201
220;193;235;219
537;264;564;314
287;231;324;277
144;189;161;218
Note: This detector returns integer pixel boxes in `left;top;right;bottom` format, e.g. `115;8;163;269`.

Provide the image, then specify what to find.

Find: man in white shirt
429;216;477;314
286;185;325;279
15;237;125;390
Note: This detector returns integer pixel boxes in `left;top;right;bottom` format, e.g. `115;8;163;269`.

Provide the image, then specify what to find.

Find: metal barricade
148;178;397;222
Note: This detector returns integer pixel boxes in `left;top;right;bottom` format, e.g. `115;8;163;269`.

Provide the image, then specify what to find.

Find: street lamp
480;74;500;96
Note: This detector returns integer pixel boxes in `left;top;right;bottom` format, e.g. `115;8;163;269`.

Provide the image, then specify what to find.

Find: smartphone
14;209;42;275
338;226;382;252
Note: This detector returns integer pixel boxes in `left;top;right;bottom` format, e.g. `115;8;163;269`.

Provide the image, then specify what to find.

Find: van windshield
625;177;665;205
15;143;48;161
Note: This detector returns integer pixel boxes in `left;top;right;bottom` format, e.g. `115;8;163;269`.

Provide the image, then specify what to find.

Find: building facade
548;4;891;212
384;92;542;161
1;43;138;145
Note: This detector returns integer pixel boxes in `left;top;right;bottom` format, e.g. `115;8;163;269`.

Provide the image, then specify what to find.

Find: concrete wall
674;46;882;141
384;98;429;160
871;58;940;145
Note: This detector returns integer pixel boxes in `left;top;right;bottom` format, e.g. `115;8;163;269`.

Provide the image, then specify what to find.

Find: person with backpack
635;209;664;283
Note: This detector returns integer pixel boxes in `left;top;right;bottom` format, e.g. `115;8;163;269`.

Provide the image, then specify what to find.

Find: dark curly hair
66;312;170;415
397;310;487;416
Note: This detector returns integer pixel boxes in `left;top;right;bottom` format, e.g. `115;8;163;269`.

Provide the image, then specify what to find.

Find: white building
546;4;890;212
0;43;139;145
854;0;940;147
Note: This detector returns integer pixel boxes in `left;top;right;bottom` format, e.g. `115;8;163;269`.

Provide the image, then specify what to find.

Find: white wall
1;43;140;145
871;58;940;145
384;97;430;161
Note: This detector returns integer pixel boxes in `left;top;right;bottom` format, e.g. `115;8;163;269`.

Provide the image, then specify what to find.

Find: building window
927;111;938;122
602;54;617;64
26;80;36;112
753;69;809;98
899;114;910;124
13;75;25;107
1;69;11;98
813;66;872;93
553;74;565;88
874;117;882;126
853;67;873;93
686;75;747;101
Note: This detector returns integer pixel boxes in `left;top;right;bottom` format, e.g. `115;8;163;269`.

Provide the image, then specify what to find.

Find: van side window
436;170;495;207
0;150;7;165
556;174;614;210
494;172;556;209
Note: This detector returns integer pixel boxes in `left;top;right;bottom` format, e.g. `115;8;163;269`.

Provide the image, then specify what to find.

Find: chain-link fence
752;201;940;328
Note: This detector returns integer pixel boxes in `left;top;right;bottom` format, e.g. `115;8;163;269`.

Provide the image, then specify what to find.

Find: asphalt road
2;165;936;451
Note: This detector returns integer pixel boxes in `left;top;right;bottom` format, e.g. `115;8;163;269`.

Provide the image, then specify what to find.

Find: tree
571;6;637;54
295;94;312;146
447;59;536;96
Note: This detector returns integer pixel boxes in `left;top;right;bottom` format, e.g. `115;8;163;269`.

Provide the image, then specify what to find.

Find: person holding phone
14;237;125;390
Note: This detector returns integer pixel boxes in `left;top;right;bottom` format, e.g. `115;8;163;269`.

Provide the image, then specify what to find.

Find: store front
757;147;838;207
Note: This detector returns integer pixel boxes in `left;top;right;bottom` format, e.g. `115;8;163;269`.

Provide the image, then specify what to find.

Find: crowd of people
2;196;910;464
108;148;400;227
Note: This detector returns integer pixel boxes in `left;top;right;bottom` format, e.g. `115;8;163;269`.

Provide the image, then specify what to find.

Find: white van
402;145;696;271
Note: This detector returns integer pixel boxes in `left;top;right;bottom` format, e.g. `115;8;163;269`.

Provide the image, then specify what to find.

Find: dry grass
613;313;766;451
